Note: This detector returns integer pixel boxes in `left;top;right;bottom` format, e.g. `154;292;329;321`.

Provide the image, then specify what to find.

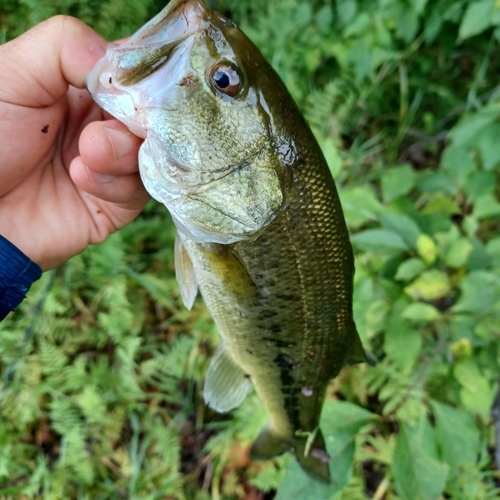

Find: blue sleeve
0;235;42;321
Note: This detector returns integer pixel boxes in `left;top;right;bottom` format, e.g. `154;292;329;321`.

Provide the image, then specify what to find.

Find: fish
87;0;373;483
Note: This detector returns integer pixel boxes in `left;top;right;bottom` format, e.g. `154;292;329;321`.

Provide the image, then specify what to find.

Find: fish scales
87;0;372;483
182;140;355;464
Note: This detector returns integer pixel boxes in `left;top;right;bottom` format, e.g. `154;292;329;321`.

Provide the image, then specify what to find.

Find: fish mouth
86;0;207;135
104;0;207;86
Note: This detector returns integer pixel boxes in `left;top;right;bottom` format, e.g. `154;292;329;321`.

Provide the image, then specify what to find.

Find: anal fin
175;233;198;310
203;344;252;413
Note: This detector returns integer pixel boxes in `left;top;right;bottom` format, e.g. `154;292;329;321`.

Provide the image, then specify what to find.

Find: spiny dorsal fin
174;233;198;310
203;344;252;413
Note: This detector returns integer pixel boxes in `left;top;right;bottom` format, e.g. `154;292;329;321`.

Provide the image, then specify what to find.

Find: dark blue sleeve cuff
0;235;42;321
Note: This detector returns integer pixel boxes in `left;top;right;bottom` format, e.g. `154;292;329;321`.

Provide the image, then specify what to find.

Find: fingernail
86;164;114;184
104;126;133;160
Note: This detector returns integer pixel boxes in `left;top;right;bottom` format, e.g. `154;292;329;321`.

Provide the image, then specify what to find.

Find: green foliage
276;402;376;499
392;416;449;500
2;0;500;498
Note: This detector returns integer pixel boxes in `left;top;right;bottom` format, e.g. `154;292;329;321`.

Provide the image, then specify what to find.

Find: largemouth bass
87;0;372;483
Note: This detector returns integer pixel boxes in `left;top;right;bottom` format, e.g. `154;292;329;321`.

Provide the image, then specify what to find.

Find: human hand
0;16;149;271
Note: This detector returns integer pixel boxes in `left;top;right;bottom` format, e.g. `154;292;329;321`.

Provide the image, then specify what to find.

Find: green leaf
453;358;497;418
392;418;448;500
454;271;499;314
473;193;500;219
449;313;476;342
463;215;479;238
275;436;349;500
385;300;422;372
381;164;416;203
385;327;421;373
315;5;333;33
75;386;106;425
364;300;390;334
465;171;497;203
444;238;473;268
431;401;481;471
344;12;371;37
379;213;421;248
416;234;437;264
421;196;461;216
424;6;444;43
339;187;384;229
396;5;419;43
475;122;500;170
395;258;427;281
320;138;342;177
467;237;493;270
276;401;375;499
459;0;494;40
410;0;429;16
448;105;499;145
402;303;440;322
351;229;409;252
486;236;500;264
404;270;451;301
475;316;500;341
416;172;456;195
337;0;357;26
323;401;376;435
440;145;476;188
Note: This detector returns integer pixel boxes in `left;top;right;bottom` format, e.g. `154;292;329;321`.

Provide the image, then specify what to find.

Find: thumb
0;16;108;107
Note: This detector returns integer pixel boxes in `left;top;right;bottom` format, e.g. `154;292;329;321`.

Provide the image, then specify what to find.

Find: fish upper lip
126;0;206;46
90;0;206;90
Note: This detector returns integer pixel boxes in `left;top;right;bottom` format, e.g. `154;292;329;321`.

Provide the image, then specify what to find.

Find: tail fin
250;426;331;484
294;428;331;484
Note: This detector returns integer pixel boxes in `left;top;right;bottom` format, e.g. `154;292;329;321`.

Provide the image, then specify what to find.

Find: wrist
0;234;43;320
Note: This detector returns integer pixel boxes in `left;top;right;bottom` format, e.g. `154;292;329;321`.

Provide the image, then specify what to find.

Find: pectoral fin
175;233;198;310
203;344;252;413
198;244;258;307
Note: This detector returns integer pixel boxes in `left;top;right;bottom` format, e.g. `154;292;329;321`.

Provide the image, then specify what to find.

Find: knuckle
42;15;86;37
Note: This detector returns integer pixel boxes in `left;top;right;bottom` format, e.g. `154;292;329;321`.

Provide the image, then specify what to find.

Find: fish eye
210;64;241;97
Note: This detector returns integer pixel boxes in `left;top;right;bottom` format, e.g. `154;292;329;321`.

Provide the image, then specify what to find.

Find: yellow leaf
416;234;437;265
